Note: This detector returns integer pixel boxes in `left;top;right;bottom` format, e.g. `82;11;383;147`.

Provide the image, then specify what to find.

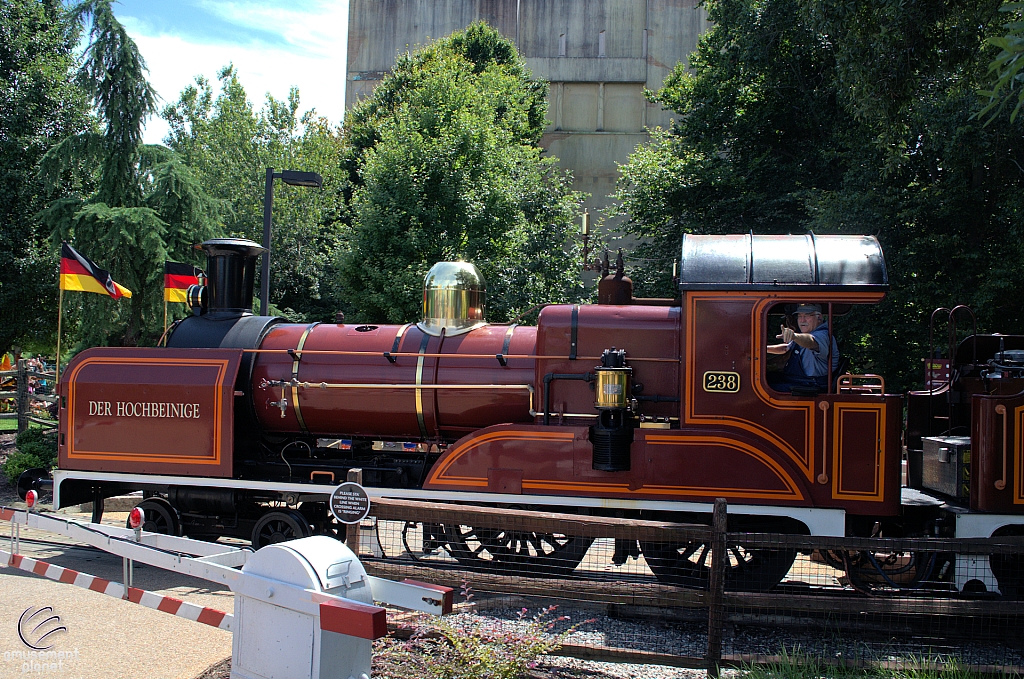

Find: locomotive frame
31;233;1024;595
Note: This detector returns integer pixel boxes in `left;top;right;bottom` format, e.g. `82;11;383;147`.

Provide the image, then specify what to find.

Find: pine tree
38;0;221;348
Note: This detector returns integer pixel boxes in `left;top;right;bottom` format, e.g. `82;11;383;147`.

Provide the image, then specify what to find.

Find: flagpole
55;288;64;385
163;300;168;344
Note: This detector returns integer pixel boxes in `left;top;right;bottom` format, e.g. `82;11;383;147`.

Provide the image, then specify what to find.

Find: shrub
375;583;590;679
3;428;57;484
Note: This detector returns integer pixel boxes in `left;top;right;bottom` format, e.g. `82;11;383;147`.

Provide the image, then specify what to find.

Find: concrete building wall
346;0;710;228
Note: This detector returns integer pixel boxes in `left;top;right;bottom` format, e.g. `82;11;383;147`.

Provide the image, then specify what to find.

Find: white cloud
198;0;348;56
119;2;349;145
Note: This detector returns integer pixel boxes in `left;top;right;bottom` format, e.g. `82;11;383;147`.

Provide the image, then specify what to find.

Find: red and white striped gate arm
0;549;232;630
2;504;452;679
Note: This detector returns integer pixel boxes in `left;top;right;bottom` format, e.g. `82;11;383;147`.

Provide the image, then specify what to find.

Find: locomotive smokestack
200;238;265;316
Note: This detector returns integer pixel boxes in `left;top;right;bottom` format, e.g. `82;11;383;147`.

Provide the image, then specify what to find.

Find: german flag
164;261;202;303
59;243;132;299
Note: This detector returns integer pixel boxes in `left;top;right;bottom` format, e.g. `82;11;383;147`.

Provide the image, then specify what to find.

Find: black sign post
330;482;371;525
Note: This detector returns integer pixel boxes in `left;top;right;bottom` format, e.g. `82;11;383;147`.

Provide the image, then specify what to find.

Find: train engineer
766;303;840;393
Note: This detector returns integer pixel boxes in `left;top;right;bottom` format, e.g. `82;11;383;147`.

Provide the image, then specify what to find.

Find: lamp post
260;168;324;316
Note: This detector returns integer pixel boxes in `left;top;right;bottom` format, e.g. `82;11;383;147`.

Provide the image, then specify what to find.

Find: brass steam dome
418;262;487;337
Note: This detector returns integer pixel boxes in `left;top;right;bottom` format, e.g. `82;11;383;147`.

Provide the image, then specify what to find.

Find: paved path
0;508;232;679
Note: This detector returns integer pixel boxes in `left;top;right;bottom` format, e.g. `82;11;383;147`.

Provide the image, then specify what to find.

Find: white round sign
330;482;371;524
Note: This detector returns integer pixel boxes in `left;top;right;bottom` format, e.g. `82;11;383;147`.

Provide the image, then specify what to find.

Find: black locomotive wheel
990;526;1024;599
127;498;181;536
401;522;447;562
251;509;312;548
822;549;950;592
640;539;796;592
442;523;593;576
320;516;348;542
299;502;348;542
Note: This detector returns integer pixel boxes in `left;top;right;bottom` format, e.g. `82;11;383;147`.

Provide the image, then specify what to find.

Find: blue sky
107;0;349;143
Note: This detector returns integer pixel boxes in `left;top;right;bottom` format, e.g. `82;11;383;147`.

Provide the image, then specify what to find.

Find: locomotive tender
40;234;1024;594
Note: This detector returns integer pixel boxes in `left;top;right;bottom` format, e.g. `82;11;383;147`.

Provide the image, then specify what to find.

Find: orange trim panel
66;355;231;465
832;402;885;501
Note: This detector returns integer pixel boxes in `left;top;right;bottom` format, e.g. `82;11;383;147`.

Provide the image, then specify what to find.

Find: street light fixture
260;167;324;316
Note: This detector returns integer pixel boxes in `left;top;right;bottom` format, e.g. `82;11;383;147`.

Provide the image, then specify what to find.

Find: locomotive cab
667;234;901;518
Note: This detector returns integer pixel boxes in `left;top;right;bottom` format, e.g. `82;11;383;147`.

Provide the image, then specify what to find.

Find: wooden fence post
16;359;28;434
706;498;728;678
345;468;364;555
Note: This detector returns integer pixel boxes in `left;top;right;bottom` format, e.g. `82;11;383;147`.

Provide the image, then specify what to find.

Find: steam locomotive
31;234;1024;594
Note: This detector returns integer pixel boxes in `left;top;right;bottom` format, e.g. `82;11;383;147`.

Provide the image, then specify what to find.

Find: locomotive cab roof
678;233;887;292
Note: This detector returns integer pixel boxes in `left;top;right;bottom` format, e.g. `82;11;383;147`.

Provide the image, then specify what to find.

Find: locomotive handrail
243;348;680;363
995;404;1008;491
927;307;952;394
260;379;538;416
836;374;885;394
817;401;829;484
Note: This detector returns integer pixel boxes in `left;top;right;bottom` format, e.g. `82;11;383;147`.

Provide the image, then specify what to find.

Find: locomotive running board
52;469;847;536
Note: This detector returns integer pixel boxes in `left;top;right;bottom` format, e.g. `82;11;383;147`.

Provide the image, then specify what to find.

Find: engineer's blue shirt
784;322;839;379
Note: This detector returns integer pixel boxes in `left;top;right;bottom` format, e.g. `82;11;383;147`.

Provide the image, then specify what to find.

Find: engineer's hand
776;325;794;344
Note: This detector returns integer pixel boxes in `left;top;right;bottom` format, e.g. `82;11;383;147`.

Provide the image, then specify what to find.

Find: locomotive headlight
594;347;632;410
595;368;631;409
591;348;634;472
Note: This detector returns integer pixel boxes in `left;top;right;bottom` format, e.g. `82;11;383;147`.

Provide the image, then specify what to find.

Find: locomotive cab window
765;302;848;396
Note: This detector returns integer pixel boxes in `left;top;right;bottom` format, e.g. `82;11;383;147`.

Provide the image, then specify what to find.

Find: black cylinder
591;409;634;471
168;487;242;514
201;238;265;315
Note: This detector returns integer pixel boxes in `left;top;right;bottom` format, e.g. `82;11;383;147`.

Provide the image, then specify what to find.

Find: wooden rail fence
0;359;58;433
363;497;1024;674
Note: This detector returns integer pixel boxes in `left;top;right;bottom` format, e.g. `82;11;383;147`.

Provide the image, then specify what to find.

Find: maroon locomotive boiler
39;234;1024;594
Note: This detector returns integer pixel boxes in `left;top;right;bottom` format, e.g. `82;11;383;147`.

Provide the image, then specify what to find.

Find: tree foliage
338;22;586;324
980;2;1024;121
615;0;1024;392
38;0;221;349
163;66;348;322
0;0;90;355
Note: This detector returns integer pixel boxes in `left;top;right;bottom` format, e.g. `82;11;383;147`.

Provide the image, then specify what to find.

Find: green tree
338;22;586;324
615;0;1024;392
38;0;220;349
0;0;90;356
979;2;1024;121
163;66;348;322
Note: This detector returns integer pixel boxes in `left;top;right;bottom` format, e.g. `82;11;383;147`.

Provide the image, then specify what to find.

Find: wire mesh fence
353;498;1024;673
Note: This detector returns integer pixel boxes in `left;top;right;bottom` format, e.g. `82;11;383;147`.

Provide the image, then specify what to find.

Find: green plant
741;647;984;679
3;427;57;483
375;583;589;679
